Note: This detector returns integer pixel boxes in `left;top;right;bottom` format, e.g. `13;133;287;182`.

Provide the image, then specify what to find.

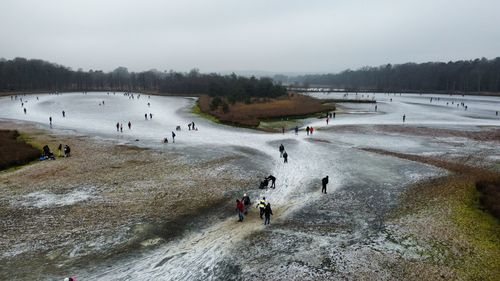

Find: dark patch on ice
154;252;187;268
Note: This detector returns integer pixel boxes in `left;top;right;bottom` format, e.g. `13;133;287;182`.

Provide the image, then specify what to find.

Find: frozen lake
1;92;499;280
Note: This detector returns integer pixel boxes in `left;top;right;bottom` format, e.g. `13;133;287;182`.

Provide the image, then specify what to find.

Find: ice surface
1;92;499;280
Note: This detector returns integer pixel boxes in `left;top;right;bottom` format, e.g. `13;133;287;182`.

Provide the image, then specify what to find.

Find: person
242;193;251;214
257;197;266;219
64;145;71;157
283;151;288;163
236;199;244;222
496;111;499;116
326;117;329;125
333;112;336;118
282;126;285;134
148;102;150;107
145;113;148;120
116;122;120;132
266;175;276;189
402;114;406;123
310;127;314;134
163;137;168;143
321;176;329;194
264;203;273;225
62;110;65;117
306;126;310;136
375;105;378;111
259;178;269;189
42;145;55;160
64;277;75;281
120;124;123;132
279;144;285;157
172;131;176;143
191;121;195;130
188;123;192;130
57;144;62;157
150;113;153;119
294;126;298;135
49;117;52;127
128;121;131;129
23;108;26;114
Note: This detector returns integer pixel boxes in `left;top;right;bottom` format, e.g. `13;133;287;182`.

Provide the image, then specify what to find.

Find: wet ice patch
14;186;96;208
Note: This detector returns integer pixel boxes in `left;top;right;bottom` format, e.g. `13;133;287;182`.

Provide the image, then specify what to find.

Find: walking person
49;117;52;127
23;108;26;114
191;121;195;130
279;144;285;158
321;176;329;194
236;199;245;222
403;114;406;123
145;113;148;120
116;122;120;132
62;110;65;117
264;203;273;225
310;127;314;135
120;124;123;132
150;113;153;119
188;123;191;130
294;126;298;135
257;197;267;219
128;121;131;129
306;126;310;136
283;151;288;163
326;117;329;125
242;193;251;215
172;131;176;143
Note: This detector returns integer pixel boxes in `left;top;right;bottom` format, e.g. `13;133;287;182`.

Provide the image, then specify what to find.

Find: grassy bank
0;130;41;170
364;148;500;280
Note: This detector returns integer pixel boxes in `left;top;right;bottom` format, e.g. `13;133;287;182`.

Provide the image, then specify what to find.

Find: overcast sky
1;0;499;74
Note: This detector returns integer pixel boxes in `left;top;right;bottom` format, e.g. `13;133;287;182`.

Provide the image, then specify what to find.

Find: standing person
264;203;273;225
236;199;245;222
266;175;276;189
148;102;150;107
23;108;26;114
57;144;62;157
403;114;406;123
257;197;267;219
64;145;71;157
496;111;499;116
145;114;148;120
306;126;310;136
150;113;153;119
279;144;285;158
375;105;378;111
188;123;192;130
62;110;65;117
49;117;52;127
294;126;299;135
283;151;288;163
321;176;329;194
172;131;176;143
191;121;195;130
120;124;123;132
242;193;251;214
116;122;120;131
310;127;314;135
326;117;329;125
333;112;336;118
128;121;131;129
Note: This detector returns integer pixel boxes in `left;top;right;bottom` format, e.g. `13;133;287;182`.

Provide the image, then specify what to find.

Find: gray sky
1;0;499;74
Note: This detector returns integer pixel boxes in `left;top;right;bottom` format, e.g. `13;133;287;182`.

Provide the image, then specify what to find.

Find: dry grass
198;94;335;127
0;130;41;170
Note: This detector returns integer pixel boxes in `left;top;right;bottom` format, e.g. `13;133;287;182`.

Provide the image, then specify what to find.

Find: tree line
277;57;500;93
0;57;286;101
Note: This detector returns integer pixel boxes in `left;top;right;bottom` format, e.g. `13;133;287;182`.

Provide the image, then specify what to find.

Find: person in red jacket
236;199;245;222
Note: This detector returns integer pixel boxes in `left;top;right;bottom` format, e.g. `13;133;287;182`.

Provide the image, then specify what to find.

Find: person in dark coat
242;193;251;214
264;203;273;225
283;151;288;163
172;131;176;143
266;175;276;189
321;176;329;194
279;144;285;157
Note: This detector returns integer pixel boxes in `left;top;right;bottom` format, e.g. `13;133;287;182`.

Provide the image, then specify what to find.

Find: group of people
40;144;71;160
235;196;273;225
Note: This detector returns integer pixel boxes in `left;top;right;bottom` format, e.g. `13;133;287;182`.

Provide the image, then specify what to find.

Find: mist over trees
279;57;500;93
0;58;286;101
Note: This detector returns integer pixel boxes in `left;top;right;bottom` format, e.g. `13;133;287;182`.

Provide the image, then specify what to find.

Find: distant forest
277;57;500;93
0;58;286;101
